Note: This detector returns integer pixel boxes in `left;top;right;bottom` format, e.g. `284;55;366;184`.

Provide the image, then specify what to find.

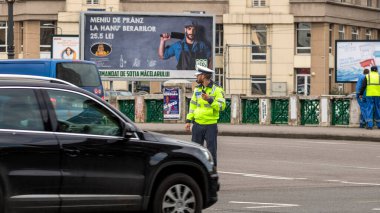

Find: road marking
230;201;299;209
326;179;380;186
219;171;307;180
373;208;380;211
273;160;380;170
297;140;348;145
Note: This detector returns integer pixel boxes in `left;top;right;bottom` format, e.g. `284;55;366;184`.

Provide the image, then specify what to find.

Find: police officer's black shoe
366;127;373;130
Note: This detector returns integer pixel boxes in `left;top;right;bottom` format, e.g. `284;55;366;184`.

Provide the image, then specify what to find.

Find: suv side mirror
123;123;136;139
124;130;135;139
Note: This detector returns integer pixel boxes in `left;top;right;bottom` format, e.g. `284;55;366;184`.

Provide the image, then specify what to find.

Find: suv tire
152;173;203;213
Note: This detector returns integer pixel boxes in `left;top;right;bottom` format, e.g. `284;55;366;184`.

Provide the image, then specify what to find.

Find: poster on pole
163;87;180;120
80;12;215;81
51;35;80;59
335;40;380;83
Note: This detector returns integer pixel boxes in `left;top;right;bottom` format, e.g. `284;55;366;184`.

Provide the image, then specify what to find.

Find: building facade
1;0;380;95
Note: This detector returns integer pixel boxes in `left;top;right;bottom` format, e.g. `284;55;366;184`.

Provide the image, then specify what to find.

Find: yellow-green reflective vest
186;84;226;125
366;72;380;97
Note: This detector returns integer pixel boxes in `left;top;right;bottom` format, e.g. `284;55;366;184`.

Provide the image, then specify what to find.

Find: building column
23;21;40;59
310;23;329;96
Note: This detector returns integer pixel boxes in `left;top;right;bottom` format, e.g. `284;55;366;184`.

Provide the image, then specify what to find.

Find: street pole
6;0;15;59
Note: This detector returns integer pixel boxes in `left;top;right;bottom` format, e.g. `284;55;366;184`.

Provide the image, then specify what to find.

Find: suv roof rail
0;74;78;87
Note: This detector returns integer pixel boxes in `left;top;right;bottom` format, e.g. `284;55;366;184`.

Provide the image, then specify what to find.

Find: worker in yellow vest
185;65;226;166
359;66;380;129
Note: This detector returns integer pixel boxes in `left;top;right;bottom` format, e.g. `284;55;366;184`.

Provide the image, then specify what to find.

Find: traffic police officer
359;65;380;129
185;65;226;167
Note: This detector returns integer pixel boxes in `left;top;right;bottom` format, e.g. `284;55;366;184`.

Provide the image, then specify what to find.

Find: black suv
0;75;219;213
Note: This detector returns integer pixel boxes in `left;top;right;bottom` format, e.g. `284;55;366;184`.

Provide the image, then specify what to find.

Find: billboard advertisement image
163;87;180;120
335;40;380;83
52;35;80;59
81;12;214;81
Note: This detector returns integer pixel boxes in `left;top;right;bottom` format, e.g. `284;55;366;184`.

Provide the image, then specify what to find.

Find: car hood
143;131;203;149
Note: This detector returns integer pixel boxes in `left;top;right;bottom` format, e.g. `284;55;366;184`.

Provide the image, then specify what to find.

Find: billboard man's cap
195;65;214;76
371;66;378;71
184;20;198;28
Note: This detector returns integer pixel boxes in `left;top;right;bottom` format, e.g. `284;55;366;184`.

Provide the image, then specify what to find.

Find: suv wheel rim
162;184;196;213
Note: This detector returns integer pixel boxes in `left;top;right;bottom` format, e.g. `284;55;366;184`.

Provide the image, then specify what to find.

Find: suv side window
47;90;122;136
0;89;44;131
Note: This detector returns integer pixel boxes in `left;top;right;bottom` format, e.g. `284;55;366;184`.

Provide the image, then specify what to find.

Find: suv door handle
64;148;80;157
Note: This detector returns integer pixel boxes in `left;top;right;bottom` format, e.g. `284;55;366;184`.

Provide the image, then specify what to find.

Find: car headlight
201;148;214;165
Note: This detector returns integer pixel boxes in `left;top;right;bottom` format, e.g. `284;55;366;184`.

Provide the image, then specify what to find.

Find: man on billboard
158;20;211;70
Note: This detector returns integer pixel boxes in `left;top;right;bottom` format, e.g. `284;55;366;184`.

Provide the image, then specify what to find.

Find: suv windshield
56;63;101;87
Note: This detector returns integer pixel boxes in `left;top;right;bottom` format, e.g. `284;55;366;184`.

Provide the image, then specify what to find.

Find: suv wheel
152;173;203;213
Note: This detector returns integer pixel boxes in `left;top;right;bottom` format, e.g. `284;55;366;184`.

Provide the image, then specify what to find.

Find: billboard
80;12;214;81
335;40;380;83
51;35;80;59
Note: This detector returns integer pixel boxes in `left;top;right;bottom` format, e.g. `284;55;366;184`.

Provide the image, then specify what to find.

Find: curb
145;129;380;143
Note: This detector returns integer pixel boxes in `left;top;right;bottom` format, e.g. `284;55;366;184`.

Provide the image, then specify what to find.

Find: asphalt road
170;135;380;213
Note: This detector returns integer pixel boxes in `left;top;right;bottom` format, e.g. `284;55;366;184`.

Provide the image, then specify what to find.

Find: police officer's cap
195;65;214;76
184;20;198;28
371;66;378;71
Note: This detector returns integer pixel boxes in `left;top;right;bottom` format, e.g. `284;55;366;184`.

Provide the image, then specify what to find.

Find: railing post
349;96;360;127
320;96;330;126
230;94;241;125
135;96;145;123
259;98;271;125
289;95;299;126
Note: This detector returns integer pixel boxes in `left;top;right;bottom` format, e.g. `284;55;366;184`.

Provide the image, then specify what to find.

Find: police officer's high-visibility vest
366;72;380;97
186;82;226;125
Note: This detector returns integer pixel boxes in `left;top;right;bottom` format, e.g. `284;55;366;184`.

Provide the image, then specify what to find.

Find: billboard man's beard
186;34;194;41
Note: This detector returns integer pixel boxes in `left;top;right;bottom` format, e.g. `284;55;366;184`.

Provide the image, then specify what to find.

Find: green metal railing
300;99;319;125
218;99;231;123
332;99;350;125
146;99;163;123
271;99;289;124
242;99;259;124
118;100;135;121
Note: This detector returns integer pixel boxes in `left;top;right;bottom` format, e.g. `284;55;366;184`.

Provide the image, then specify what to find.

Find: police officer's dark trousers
192;122;218;166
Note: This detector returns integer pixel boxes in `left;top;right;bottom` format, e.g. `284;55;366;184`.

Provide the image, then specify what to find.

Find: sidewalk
136;123;380;142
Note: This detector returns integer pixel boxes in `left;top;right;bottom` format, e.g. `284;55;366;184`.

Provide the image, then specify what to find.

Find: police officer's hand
160;33;171;41
359;95;362;100
201;93;209;101
185;123;191;132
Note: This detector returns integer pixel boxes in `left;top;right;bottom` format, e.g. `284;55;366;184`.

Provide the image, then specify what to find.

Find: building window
295;68;311;96
329;24;333;53
215;68;224;88
377;0;380;8
86;0;99;4
0;22;6;52
338;25;345;40
252;0;265;7
296;23;311;54
366;29;372;40
40;21;55;53
351;26;359;40
215;24;223;54
251;25;267;60
367;0;372;6
251;75;266;95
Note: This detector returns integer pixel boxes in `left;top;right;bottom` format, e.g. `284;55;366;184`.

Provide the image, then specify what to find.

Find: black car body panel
0;79;219;213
